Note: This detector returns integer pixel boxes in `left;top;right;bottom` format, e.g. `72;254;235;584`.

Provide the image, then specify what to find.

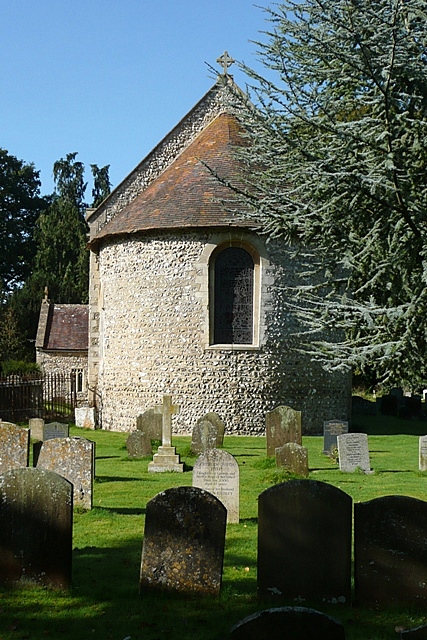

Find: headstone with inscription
229;606;345;640
0;467;73;589
337;432;372;473
355;495;427;607
0;422;29;474
193;449;239;523
126;430;152;458
148;395;183;472
140;486;226;596
43;422;69;441
266;405;302;458
136;409;162;441
258;480;352;603
420;436;427;472
29;417;44;441
275;442;309;477
36;436;95;509
323;420;348;456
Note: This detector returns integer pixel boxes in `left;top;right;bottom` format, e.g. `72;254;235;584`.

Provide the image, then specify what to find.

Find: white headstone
337;433;372;474
193;449;239;523
419;435;427;472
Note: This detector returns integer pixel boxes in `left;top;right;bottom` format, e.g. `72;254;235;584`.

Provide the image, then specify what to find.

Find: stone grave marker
136;409;162;441
323;419;348;456
190;417;218;455
74;407;96;429
36;436;95;509
29;417;44;441
0;422;29;474
0;467;73;589
354;495;427;608
192;448;239;523
266;405;302;458
229;606;345;640
419;436;427;472
275;442;309;477
337;432;372;473
258;479;352;603
140;486;226;595
43;421;69;441
148;395;183;472
126;430;152;458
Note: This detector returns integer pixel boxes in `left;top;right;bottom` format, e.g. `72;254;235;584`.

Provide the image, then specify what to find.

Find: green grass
2;414;427;639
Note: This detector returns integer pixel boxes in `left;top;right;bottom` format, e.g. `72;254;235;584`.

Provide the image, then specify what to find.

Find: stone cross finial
154;395;180;447
217;51;235;75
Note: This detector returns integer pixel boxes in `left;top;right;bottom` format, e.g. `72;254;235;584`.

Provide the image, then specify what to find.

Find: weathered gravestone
337;432;372;474
126;430;152;458
0;422;29;474
29;417;44;441
74;407;96;429
191;412;225;455
419;436;427;472
148;395;183;472
136;409;162;441
0;467;73;589
258;480;352;603
193;449;239;523
266;405;302;458
43;421;69;440
36;436;95;509
354;495;427;608
228;606;345;640
323;420;348;456
275;442;309;477
140;486;226;596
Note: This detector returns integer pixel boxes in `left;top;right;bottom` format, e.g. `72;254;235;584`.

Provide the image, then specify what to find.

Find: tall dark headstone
0;422;29;474
229;607;345;640
0;467;73;589
266;406;302;458
258;480;352;603
140;486;226;596
323;420;348;456
355;495;427;607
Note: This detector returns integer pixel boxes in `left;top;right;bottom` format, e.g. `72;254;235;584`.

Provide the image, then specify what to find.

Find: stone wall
36;351;88;407
94;229;351;434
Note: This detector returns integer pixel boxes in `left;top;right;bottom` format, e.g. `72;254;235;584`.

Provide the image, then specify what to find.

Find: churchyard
1;411;427;639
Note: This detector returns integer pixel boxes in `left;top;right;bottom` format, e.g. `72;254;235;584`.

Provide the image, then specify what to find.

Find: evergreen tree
91;164;111;208
235;0;427;387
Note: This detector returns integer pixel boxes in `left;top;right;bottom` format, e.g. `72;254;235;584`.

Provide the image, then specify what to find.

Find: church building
86;61;351;434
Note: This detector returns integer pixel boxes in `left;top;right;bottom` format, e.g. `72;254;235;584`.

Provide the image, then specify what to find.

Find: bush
1;359;41;377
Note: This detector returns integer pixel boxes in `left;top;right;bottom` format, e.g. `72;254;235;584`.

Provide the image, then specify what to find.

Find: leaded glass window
213;247;254;344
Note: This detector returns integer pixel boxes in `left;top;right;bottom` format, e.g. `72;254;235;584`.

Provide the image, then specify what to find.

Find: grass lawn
2;413;427;639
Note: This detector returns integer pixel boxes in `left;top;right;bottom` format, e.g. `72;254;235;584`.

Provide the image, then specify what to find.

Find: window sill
205;344;260;351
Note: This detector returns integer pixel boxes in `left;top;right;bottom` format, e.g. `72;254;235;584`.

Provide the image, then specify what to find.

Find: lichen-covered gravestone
266;406;302;458
337;432;372;473
126;430;152;458
36;436;95;509
0;422;29;474
419;436;427;472
29;417;45;441
193;449;239;523
275;442;309;477
355;495;427;608
136;409;162;441
258;480;352;603
0;467;73;589
191;412;225;455
140;486;226;596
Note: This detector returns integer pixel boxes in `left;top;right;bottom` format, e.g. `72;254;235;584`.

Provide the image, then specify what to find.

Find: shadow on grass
95;475;145;483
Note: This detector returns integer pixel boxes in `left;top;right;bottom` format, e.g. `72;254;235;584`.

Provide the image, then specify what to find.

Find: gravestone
275;442;309;477
323;420;348;456
354;495;427;608
419;436;427;472
136;409;162;441
258;480;352;603
29;417;44;441
266;405;302;458
337;432;372;473
43;421;69;441
140;486;226;595
0;422;29;474
229;607;345;640
126;430;152;458
74;407;96;429
36;436;95;509
190;417;218;455
193;449;239;523
147;395;183;472
0;467;73;589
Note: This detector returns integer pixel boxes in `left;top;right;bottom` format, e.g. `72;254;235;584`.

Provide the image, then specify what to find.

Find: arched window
213;247;254;344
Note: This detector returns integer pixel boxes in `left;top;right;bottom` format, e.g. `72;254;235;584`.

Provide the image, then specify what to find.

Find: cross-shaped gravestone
217;50;234;75
154;395;180;448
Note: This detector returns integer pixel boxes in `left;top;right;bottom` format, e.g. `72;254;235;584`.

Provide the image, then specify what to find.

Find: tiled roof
91;112;252;246
37;304;88;351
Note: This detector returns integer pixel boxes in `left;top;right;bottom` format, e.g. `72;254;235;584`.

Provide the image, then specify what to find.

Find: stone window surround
195;231;270;351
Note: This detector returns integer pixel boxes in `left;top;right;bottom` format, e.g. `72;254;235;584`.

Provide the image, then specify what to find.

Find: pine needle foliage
233;0;427;388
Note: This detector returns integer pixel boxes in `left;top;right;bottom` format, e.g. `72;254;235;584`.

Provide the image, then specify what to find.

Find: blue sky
1;1;272;196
